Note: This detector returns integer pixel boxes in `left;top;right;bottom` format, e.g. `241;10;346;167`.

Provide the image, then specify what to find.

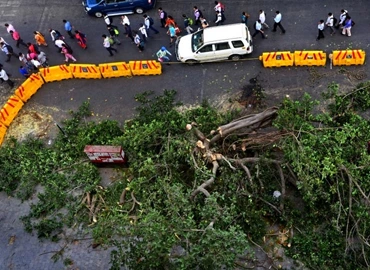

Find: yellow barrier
0;95;24;127
294;51;326;66
332;50;366;66
70;64;102;79
129;60;162;76
39;65;73;82
99;62;132;78
259;51;294;67
0;121;7;145
15;73;44;102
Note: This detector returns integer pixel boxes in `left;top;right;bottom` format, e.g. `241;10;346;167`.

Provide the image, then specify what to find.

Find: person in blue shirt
241;12;249;26
19;66;30;78
63;20;74;39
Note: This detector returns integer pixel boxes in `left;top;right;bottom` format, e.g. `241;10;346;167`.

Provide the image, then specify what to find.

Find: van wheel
230;55;241;61
95;12;103;18
185;59;197;65
135;7;144;14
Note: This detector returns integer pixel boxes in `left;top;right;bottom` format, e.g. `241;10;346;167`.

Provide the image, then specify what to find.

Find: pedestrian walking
182;14;194;34
107;25;121;45
34;31;48;46
30;57;42;70
61;43;76;62
0;67;14;88
325;13;335;35
156;46;172;62
102;34;117;56
143;14;159;35
337;9;348;28
241;12;249;26
133;31;144;52
200;16;209;29
272;11;286;33
252;20;267;39
214;1;224;13
9;30;28;48
124;24;134;42
0;42;16;62
37;51;49;67
18;52;34;71
165;16;177;28
316;20;325;40
54;38;66;53
214;11;224;26
27;42;40;55
104;14;112;26
193;6;202;26
342;16;352;36
158;8;168;28
4;23;16;34
121;15;130;26
259;10;269;29
75;30;87;49
167;24;177;47
138;23;148;42
63;20;74;39
49;29;64;41
19;66;30;78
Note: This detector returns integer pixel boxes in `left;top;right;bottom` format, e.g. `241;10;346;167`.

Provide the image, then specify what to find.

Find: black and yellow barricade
15;73;44;102
0;121;7;145
129;60;162;76
99;62;132;78
70;64;102;79
259;51;294;67
294;51;326;66
39;65;73;82
332;50;366;66
0;95;24;127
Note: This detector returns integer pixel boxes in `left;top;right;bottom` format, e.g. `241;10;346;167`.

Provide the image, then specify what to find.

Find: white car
176;23;253;64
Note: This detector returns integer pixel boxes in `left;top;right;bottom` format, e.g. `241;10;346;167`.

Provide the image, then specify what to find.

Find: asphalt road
0;0;370;269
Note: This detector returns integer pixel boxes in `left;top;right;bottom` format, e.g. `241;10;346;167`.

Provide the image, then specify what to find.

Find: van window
215;42;230;51
231;40;244;48
199;45;213;53
106;0;115;3
192;30;204;52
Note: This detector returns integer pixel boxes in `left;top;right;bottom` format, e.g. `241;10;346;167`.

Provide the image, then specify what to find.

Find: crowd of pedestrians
0;2;357;90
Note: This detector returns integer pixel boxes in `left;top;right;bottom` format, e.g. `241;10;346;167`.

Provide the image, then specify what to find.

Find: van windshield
191;30;204;52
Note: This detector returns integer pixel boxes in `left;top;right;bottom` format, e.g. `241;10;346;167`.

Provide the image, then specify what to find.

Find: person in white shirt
325;13;335;35
0;67;14;88
214;11;223;26
4;23;15;34
54;38;65;52
338;9;348;27
104;14;112;26
214;1;222;13
102;34;117;56
252;19;267;39
259;10;269;29
272;11;286;34
139;23;147;42
121;15;130;26
317;20;325;40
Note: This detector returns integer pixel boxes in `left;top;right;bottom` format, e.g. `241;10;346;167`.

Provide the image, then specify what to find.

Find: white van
175;23;253;64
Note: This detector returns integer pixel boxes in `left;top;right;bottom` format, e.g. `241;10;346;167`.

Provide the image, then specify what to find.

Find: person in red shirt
9;30;27;48
27;42;40;55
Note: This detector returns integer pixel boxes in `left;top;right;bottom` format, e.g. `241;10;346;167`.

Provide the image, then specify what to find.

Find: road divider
70;64;102;79
259;51;294;68
0;96;24;127
129;60;162;76
39;65;73;82
0;122;7;145
294;51;326;66
332;50;366;66
15;74;44;102
99;62;132;78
